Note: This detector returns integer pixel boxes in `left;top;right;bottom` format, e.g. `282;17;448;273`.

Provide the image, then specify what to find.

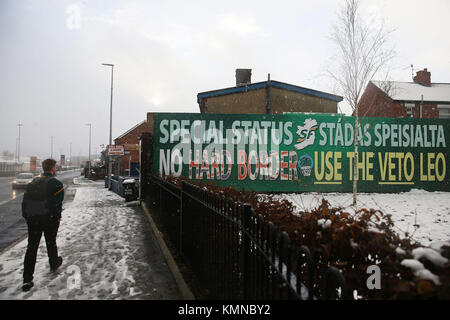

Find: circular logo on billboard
298;154;314;177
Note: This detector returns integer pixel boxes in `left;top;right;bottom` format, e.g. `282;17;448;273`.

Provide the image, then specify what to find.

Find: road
0;177;24;204
0;170;81;252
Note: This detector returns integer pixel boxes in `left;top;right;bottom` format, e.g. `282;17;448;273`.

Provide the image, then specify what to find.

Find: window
438;104;450;119
405;103;414;118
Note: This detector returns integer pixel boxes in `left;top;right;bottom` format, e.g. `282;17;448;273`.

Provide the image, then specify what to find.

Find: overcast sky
1;0;449;160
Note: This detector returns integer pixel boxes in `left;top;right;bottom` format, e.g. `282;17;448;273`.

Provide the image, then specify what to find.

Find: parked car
12;172;34;189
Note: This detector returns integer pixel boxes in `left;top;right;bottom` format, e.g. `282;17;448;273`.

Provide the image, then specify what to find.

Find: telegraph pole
86;124;92;178
17;123;23;163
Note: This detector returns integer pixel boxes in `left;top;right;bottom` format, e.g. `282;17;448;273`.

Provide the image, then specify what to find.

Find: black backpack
22;176;54;220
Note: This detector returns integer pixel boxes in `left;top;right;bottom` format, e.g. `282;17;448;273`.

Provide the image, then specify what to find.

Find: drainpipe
420;94;423;118
129;156;131;177
265;73;271;114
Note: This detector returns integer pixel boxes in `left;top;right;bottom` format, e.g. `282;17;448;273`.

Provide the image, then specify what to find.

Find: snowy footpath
275;190;450;246
0;179;181;300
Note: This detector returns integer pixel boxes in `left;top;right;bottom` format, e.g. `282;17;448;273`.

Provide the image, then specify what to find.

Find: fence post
159;181;162;215
297;245;315;300
242;203;252;299
323;266;350;300
279;232;291;299
180;181;184;254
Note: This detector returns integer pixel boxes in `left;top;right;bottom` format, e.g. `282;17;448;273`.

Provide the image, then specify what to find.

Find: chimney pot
413;68;431;87
235;68;252;86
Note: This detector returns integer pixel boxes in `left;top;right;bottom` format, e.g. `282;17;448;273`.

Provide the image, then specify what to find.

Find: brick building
358;68;450;119
197;69;343;114
113;120;150;176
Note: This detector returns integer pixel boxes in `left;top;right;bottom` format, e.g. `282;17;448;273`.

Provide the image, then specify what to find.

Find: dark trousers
23;218;60;283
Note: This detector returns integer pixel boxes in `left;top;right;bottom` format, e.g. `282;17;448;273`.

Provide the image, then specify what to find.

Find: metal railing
146;175;351;300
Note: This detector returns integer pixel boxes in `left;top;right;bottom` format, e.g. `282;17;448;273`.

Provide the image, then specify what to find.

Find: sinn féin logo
298;154;314;177
294;118;318;150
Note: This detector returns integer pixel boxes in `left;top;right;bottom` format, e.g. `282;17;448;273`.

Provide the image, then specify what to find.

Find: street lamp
86;123;92;179
102;63;114;189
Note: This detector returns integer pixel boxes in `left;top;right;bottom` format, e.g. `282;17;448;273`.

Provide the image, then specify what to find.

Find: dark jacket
22;173;64;220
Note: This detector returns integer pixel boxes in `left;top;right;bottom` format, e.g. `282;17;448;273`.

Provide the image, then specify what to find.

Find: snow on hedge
273;190;450;246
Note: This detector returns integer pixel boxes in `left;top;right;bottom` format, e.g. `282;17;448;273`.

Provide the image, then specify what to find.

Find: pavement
0;177;182;300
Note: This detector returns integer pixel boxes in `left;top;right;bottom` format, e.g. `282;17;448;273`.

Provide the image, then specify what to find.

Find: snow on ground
72;177;104;185
0;183;180;300
273;190;450;246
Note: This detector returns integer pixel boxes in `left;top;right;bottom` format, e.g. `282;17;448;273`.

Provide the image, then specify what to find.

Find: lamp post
51;136;53;159
102;63;114;189
86;123;92;179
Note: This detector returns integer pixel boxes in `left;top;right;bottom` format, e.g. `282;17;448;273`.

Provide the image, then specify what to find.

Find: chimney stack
413;68;431;87
235;68;252;86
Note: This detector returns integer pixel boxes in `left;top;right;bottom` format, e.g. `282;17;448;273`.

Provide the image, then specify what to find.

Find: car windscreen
17;173;33;179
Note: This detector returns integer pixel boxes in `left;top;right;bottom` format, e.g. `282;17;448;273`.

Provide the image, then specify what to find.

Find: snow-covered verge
0;186;180;300
272;190;450;246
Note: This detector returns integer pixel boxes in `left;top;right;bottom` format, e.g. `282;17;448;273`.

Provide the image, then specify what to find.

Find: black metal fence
105;175;124;196
146;175;351;300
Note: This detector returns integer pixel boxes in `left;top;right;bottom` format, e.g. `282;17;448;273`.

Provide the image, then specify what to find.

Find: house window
437;104;450;119
405;103;414;118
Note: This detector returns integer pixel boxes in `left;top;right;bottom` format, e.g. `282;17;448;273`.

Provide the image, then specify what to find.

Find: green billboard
152;113;449;193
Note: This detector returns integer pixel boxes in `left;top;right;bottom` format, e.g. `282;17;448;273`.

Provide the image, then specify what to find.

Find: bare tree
327;0;395;206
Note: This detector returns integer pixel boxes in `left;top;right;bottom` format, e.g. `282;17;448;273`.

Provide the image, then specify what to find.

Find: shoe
22;282;34;292
50;256;63;272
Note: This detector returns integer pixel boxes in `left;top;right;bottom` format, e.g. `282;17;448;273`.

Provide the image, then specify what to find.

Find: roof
114;120;147;141
197;80;343;103
372;80;450;104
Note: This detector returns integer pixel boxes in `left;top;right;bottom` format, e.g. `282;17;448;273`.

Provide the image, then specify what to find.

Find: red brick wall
413;68;431;87
358;81;439;119
114;121;151;175
358;82;405;117
410;103;439;118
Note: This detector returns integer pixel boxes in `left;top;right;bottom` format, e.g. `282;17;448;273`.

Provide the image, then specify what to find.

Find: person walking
21;158;65;292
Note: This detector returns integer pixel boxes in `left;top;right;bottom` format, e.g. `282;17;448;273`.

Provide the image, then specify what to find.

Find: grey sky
1;0;449;160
